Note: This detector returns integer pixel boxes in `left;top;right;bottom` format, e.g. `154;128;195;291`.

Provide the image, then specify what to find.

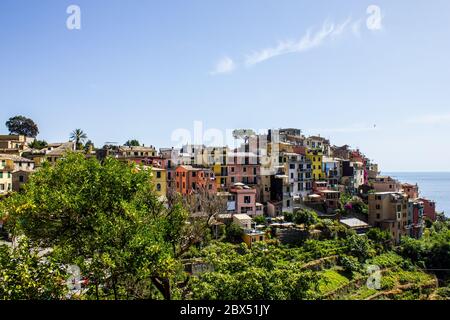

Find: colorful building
306;149;324;181
418;198;437;222
0;156;13;194
402;183;419;199
368;192;409;244
407;199;424;238
175;165;216;195
370;176;402;193
227;183;263;217
150;167;167;198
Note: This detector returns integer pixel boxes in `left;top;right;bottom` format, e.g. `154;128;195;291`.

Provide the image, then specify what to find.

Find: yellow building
242;229;266;248
0;157;14;194
306;149;325;180
150;167;167;199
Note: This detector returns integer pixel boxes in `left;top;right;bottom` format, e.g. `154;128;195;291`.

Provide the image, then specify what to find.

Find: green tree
187;242;322;300
5;115;39;137
292;209;318;226
84;140;95;152
344;234;376;262
0;238;68;299
366;228;393;251
338;255;361;275
253;215;266;225
226;223;244;243
70;129;88;150
2;153;189;300
399;224;450;279
29;139;48;150
124;139;140;147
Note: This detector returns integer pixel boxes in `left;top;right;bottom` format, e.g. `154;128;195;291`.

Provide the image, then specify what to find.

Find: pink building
228;184;263;217
227;164;260;186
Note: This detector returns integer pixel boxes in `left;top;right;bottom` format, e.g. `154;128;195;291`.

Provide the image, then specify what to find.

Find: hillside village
0;126;441;246
0;116;449;301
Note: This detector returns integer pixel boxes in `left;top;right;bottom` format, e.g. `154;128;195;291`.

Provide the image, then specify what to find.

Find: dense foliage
5;115;39;137
28;139;48;150
0;238;68;299
398;221;450;280
284;209;318;226
0;152;448;300
1;153;189;300
124;139;140;147
187;242;322;300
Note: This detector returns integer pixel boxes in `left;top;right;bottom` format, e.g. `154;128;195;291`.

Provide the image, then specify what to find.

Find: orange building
175;165;216;195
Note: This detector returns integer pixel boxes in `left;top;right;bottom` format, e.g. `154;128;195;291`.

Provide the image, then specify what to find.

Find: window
231;177;235;183
156;184;161;191
286;200;290;207
0;172;2;179
289;164;295;169
244;196;251;204
231;167;235;173
19;175;24;183
243;167;247;172
182;182;185;188
376;214;380;219
192;172;196;177
208;184;212;190
0;184;4;191
156;171;161;179
376;205;381;210
253;168;257;175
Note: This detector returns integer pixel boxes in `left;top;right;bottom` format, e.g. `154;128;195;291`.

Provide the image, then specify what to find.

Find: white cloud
210;56;236;75
406;113;450;125
245;18;352;66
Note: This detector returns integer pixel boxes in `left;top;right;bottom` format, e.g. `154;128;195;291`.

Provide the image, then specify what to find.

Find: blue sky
1;0;450;171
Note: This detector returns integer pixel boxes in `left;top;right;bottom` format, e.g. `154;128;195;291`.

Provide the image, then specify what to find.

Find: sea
383;172;450;217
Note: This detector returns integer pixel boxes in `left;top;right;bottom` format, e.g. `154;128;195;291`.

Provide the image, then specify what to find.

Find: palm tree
70;129;88;150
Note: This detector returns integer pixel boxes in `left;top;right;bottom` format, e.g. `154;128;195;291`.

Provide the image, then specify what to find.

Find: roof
217;191;231;196
243;229;265;236
402;183;417;187
45;142;75;156
0;154;33;162
308;194;321;198
308;135;330;143
233;214;252;220
119;146;156;152
178;165;200;171
340;218;369;229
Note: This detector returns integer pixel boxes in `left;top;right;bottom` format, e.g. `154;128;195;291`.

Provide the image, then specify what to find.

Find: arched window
156;183;161;191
